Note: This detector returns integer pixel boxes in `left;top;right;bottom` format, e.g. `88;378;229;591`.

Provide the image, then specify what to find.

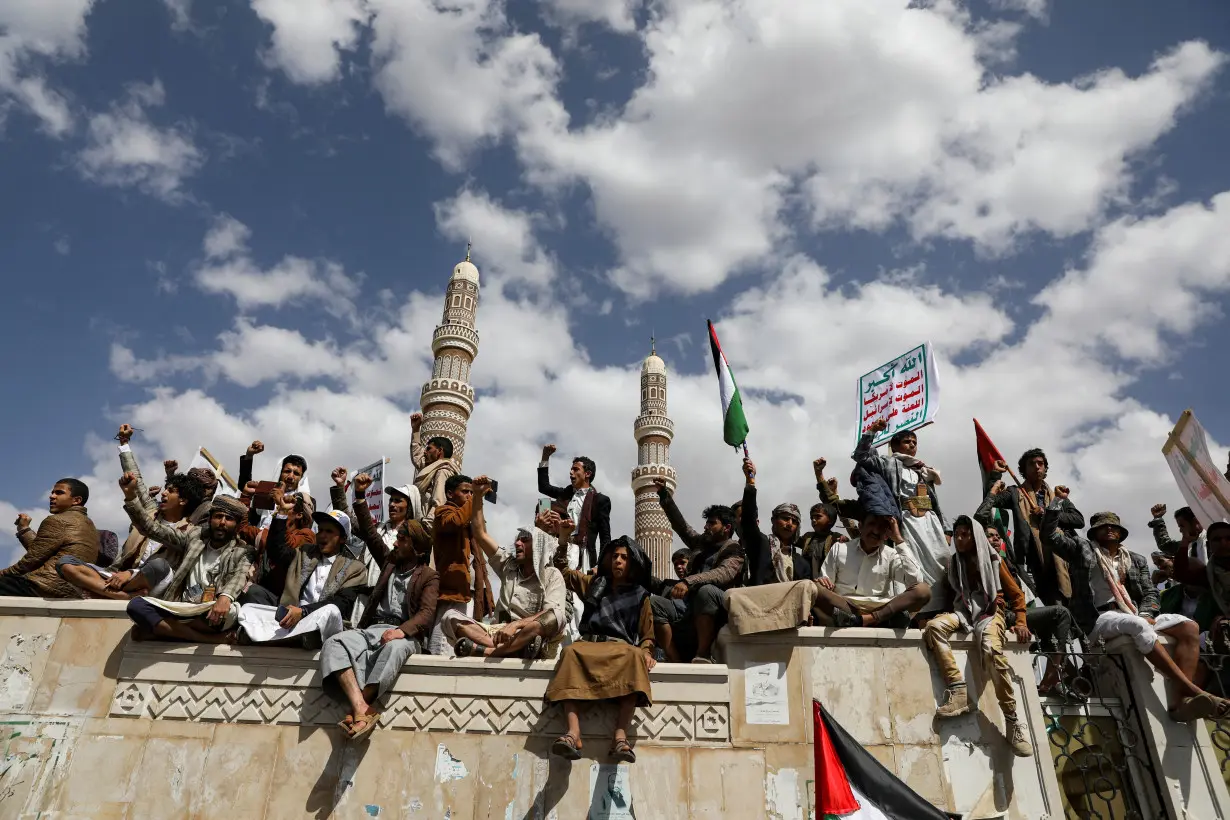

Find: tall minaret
420;246;480;465
631;339;678;574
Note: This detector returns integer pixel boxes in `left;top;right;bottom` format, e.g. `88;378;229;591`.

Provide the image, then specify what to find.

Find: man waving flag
814;700;957;819
707;319;750;451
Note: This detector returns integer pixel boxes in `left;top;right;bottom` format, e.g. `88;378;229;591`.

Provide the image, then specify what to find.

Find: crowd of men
5;413;1230;761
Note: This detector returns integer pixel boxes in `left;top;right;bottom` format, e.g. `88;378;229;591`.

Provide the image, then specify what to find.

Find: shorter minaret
631;339;678;574
420;245;480;465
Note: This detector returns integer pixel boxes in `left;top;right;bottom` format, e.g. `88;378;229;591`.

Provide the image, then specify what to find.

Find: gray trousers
321;624;419;701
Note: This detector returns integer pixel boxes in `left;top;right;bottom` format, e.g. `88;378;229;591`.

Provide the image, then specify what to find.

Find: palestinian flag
707;320;749;449
814;701;955;820
973;418;1006;496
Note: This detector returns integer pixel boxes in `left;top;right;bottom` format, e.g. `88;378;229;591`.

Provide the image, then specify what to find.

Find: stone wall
1;599;1067;819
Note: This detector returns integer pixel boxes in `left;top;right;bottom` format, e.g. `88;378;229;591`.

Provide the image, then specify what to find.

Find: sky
2;0;1229;569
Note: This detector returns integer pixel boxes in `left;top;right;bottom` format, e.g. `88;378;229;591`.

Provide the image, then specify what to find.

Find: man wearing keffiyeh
922;515;1032;757
1043;496;1229;722
739;458;810;586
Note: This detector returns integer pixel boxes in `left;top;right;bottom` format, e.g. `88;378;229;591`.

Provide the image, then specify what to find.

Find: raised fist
148;486;161;498
1150;503;1167;519
246;440;264;457
353;473;373;495
117;424;135;445
989;480;1006;497
163;459;178;476
1054;485;1071;501
826;477;838;493
993;459;1009;474
813;457;827;477
410;412;423;431
331;467;348;487
651;477;669;492
869;418;889;434
541;444;557;461
118;472;139;498
15;513;31;530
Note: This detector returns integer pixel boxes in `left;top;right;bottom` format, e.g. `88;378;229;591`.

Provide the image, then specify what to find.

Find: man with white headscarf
922;515;1032;757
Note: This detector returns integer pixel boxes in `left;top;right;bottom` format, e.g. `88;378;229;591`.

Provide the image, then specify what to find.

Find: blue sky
2;0;1229;563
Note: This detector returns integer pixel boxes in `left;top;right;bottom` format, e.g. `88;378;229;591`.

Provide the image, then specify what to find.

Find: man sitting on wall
1043;497;1228;721
2;478;99;598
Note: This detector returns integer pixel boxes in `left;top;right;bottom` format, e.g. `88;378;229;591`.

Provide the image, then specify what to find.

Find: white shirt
187;544;222;598
301;554;336;605
566;486;592;528
821;538;924;610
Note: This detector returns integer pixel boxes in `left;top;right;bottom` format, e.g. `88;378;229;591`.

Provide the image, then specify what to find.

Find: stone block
896;744;948;810
808;646;892;745
728;643;805;746
45;727;146;817
29;617;132;717
687;747;768;820
127;727;213;820
194;722;281;819
883;646;943;745
0;615;58;713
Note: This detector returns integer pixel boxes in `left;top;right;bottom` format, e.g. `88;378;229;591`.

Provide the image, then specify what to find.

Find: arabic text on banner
1163;410;1230;528
353;458;386;526
856;342;941;447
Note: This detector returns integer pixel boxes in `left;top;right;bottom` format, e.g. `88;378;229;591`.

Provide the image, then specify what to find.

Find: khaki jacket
4;507;99;598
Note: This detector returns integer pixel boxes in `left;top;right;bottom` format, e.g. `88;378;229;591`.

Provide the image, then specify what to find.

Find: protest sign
1163;409;1230;527
352;458;387;526
856;342;941;447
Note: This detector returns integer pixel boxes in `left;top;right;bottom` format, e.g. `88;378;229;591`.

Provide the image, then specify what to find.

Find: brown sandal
337;714;355;733
551;734;582;760
610;738;636;764
348;712;380;742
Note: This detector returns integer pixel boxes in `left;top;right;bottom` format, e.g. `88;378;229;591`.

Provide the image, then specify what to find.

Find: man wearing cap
320;482;439;742
739;458;810;585
1043;496;1226;721
120;472;253;643
237;493;366;648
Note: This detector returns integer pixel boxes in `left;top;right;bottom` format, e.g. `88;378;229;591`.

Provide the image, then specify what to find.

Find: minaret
420;245;480;465
631;339;678;574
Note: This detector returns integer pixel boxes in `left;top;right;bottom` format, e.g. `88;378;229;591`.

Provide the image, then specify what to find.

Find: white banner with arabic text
856;342;941;447
1163;410;1230;528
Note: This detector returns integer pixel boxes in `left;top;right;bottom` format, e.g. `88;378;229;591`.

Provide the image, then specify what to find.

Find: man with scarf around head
1168;520;1230;655
739;458;810;585
446;478;567;660
652;477;746;663
409;412;459;532
976;449;1084;606
319;504;439;742
1043;494;1228;721
922;516;1032;757
121;474;253;643
854;419;951;616
546;535;657;765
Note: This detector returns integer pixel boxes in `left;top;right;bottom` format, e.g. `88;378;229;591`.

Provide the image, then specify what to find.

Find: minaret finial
465;237;472;262
650;333;656;356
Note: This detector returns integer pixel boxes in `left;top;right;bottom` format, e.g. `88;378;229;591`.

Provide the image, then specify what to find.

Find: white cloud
0;0;96;135
539;0;641;32
434;188;557;287
192;214;363;316
250;0;369;84
162;0;193;32
75;79;203;201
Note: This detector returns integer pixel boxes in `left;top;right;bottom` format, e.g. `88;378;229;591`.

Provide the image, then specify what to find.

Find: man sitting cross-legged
237;486;366;649
653;477;746;663
319;512;438;742
922;515;1033;757
447;478;568;660
122;473;252;644
1043;494;1228;721
815;510;932;629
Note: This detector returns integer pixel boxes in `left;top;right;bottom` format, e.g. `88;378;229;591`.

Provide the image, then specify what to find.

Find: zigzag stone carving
109;683;730;742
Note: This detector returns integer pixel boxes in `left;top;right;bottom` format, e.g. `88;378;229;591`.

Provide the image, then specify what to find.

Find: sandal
551;734;582;760
454;637;481;658
610;738;636;764
348;712;380;742
337;714;355;733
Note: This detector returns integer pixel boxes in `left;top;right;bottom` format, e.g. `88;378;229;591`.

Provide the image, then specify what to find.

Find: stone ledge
732;625;1035;651
0;596;130;618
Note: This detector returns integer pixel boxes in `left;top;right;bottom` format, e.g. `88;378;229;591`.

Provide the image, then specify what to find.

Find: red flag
973;418;1006;495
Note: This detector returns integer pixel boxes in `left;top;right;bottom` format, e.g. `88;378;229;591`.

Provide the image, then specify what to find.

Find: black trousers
0;575;40;597
1026;604;1077;652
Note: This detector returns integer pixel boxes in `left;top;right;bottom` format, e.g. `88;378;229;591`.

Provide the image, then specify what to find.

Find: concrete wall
0;599;1069;819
